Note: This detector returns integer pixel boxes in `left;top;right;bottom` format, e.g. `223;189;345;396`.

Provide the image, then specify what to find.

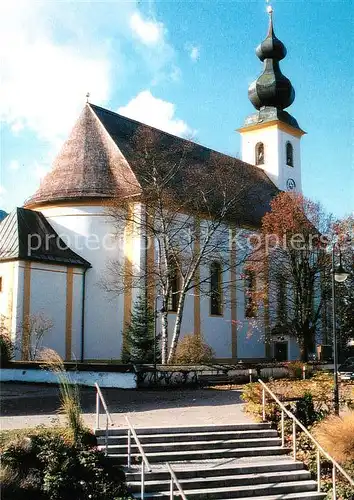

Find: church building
0;9;307;363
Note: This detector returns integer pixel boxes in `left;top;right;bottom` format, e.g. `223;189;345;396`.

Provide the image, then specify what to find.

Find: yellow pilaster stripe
194;221;201;336
146;209;155;311
264;253;271;358
123;204;134;343
22;261;31;360
230;226;237;360
65;267;74;361
6;263;15;333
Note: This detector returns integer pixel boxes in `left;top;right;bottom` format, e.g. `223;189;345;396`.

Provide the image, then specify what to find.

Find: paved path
0;383;252;430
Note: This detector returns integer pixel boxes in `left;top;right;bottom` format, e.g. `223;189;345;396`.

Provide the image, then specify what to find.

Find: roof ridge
89;103;277;186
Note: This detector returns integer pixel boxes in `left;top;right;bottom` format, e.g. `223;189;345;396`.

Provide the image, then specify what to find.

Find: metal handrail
94;382;114;456
259;378;354;497
125;416;152;472
125;416;152;499
95;382;113;428
166;462;188;500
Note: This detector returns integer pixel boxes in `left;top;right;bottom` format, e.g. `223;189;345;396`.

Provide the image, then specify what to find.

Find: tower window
286;142;294;167
255;142;265;165
210;261;222;316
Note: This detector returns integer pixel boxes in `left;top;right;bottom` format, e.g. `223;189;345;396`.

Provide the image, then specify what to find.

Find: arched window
210;261;222;316
286;142;294;167
245;270;257;318
255;142;265;165
277;276;287;321
168;257;179;312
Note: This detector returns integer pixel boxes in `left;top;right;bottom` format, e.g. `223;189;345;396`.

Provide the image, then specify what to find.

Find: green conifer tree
121;294;158;364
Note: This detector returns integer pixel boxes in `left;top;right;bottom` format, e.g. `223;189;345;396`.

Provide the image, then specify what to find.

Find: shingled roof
0;208;91;267
25;103;279;227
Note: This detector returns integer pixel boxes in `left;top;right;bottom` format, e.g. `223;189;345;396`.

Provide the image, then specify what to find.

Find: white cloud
189;46;200;62
130;12;164;46
0;0;111;144
11;122;24;134
34;162;50;181
118;90;193;137
9;160;20;171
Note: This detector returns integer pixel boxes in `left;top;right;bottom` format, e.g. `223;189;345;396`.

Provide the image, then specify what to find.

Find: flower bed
0;427;131;500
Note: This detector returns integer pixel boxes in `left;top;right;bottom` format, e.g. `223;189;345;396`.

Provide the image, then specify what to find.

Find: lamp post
331;246;349;415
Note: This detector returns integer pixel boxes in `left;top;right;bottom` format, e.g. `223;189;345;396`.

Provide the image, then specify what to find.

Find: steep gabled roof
25;105;140;207
0;208;91;267
25;103;279;227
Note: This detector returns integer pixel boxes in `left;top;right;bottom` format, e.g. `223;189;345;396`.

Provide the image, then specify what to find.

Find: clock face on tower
286;178;296;191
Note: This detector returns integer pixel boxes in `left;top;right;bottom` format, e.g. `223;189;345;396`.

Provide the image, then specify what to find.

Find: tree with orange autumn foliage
248;192;333;361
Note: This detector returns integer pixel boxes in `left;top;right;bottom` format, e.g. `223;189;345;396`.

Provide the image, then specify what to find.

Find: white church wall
236;282;266;359
234;228;266;360
29;263;67;359
39;205;125;361
71;270;84;360
200;224;232;359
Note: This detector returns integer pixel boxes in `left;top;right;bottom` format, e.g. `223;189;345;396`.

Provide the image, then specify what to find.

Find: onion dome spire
248;6;295;110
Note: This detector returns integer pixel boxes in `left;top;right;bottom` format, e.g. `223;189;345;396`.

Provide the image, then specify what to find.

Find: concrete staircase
95;423;326;499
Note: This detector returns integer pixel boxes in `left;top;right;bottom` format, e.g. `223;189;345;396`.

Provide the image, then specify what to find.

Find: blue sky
0;0;353;219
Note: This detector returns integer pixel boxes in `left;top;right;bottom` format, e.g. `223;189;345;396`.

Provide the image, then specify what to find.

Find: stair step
132;479;319;499
125;460;305;481
94;423;272;437
97;429;278;445
214;494;326;500
108;446;289;464
128;469;311;492
99;437;281;454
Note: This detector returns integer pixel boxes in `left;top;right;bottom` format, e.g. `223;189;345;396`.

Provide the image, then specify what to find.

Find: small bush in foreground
172;333;214;365
0;316;14;367
286;360;306;379
314;412;354;464
294;392;326;427
1;431;130;500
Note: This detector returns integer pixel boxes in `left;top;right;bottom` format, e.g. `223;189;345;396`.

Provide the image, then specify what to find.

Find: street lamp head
334;263;350;283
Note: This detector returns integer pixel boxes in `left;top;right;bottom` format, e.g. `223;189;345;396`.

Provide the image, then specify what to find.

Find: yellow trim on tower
194;222;201;335
230;226;238;360
22;261;31;360
237;120;306;138
65;267;74;361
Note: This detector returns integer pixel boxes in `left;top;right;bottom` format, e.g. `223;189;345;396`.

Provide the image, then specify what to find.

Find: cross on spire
266;0;273;15
86;92;90;103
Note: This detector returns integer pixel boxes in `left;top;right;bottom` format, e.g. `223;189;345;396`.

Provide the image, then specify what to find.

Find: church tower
238;6;305;192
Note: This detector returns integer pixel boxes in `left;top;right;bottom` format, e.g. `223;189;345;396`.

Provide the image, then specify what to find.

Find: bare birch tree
102;126;273;363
